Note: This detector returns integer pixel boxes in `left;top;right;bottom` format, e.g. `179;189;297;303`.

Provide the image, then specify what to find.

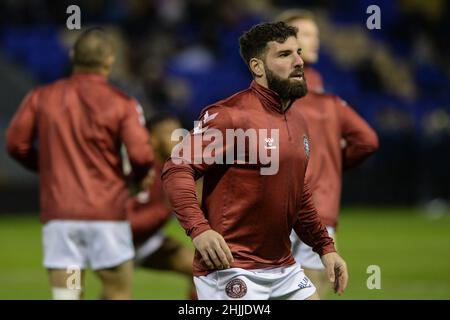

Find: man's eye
279;53;289;57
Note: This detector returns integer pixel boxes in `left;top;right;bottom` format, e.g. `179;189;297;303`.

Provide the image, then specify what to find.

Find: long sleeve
120;101;154;182
293;181;336;256
161;106;233;239
128;199;172;240
337;97;379;169
6;89;39;171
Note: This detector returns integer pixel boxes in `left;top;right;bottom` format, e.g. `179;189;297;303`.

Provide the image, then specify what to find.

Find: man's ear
104;54;115;69
249;58;264;78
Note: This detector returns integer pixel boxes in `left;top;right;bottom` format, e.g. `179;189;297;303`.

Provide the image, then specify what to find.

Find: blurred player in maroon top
278;10;379;298
126;114;197;299
162;22;348;300
6;29;154;300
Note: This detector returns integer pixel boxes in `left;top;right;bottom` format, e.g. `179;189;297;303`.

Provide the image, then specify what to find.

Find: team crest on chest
303;135;310;160
225;278;247;298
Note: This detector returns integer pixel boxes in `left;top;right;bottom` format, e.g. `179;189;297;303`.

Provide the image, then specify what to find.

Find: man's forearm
294;183;336;256
161;161;211;238
6;139;39;172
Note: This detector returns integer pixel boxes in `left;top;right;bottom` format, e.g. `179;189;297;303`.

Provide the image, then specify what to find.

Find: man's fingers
218;238;234;265
341;270;348;291
327;264;335;283
193;230;233;270
334;272;340;293
206;248;223;269
199;250;214;269
213;245;230;268
337;265;348;294
321;253;348;295
333;264;348;294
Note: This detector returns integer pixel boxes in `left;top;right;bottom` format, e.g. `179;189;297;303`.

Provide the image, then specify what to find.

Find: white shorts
290;226;335;270
134;231;166;265
194;263;316;300
42;220;134;270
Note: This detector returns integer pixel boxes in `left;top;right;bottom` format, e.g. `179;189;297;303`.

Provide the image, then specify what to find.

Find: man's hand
192;230;234;270
321;252;348;295
140;168;156;190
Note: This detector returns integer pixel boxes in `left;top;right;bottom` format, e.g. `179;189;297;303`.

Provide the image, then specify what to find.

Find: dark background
1;0;449;212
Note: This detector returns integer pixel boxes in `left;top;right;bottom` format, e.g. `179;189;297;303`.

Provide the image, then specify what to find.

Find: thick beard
265;67;308;101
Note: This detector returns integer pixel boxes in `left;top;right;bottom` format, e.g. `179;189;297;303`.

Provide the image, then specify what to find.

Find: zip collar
250;81;294;114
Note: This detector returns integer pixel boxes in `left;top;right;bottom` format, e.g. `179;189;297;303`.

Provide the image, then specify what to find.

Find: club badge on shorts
303;135;310;160
225;278;247;298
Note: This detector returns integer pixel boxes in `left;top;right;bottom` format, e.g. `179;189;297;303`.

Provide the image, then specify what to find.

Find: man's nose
294;52;304;68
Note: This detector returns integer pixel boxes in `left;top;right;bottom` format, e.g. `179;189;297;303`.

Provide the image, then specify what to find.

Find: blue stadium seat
0;26;69;82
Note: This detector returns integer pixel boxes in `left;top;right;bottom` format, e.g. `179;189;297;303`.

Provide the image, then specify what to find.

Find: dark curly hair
239;21;298;72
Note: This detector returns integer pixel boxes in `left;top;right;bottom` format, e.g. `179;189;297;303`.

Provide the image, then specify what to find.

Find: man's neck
254;77;268;89
73;66;109;77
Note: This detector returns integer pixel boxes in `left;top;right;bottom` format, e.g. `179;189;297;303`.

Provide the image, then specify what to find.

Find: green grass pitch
0;208;449;299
